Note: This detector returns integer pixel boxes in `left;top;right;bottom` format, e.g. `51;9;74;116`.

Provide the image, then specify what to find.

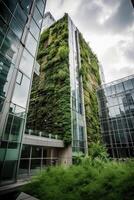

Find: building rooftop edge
98;74;134;89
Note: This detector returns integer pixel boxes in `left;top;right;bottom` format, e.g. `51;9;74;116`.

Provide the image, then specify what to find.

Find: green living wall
27;14;71;144
79;33;101;145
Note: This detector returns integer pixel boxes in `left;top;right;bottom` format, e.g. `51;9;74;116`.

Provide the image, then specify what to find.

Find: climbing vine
79;33;101;145
27;14;71;145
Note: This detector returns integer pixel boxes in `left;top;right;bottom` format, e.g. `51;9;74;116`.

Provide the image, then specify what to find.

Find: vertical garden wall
27;14;72;144
79;33;101;145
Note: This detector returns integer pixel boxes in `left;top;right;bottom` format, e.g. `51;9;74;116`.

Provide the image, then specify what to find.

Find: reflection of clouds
19;49;34;78
46;0;134;83
12;74;30;108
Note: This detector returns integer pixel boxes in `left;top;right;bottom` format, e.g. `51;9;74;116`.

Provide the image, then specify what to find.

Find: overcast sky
46;0;134;83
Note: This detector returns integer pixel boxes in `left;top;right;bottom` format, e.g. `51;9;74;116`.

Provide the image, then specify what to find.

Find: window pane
25;32;37;56
1;160;17;181
1;29;20;63
16;71;23;85
19;0;33;14
0;1;12;24
32;146;42;158
0;53;14;97
3;0;18;13
30;159;41;173
30;19;40;40
3;113;14;140
19;49;34;78
19;159;29;175
116;83;124;93
21;145;31;158
14;4;28;29
10;17;23;39
9;115;25;142
33;6;42;28
36;0;45;16
12;74;30;108
124;80;133;91
0;96;4;112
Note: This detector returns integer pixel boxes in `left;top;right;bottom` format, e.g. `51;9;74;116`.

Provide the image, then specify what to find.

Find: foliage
23;160;134;200
27;14;71;144
79;33;101;144
88;141;108;161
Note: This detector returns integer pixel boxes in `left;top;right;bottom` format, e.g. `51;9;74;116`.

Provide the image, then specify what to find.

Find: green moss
27;14;71;145
79;33;101;146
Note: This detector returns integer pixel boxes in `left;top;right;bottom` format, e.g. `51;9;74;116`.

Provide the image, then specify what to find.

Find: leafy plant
79;33;101;144
27;14;71;144
23;160;134;200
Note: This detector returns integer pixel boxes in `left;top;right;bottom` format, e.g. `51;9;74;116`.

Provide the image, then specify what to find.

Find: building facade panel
97;75;134;158
0;0;46;185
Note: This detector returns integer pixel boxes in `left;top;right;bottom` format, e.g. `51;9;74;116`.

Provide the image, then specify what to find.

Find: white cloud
45;0;134;83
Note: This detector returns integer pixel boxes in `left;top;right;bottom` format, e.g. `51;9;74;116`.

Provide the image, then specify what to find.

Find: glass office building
97;75;134;158
0;0;46;185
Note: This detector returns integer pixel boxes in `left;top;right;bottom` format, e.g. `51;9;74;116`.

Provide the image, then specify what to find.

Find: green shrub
23;160;134;200
58;46;69;60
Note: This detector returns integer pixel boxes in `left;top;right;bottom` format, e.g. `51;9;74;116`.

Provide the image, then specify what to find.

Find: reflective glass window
32;146;42;158
0;17;8;44
0;1;12;24
14;4;28;29
5;142;20;160
3;113;14;140
0;96;4;112
30;19;40;40
0;141;8;163
0;53;14;97
33;6;42;28
3;113;24;142
16;71;23;85
36;0;45;16
105;86;112;96
116;83;124;93
127;117;134;129
10;103;25;117
12;74;30;108
0;31;4;47
0;17;8;34
30;159;41;172
19;159;29;175
21;145;31;158
10;17;23;39
1;29;20;63
9;115;25;142
111;85;116;95
124;80;133;91
131;78;134;87
3;0;18;13
1;160;17;181
25;32;37;56
79;126;84;141
19;0;33;14
19;49;34;78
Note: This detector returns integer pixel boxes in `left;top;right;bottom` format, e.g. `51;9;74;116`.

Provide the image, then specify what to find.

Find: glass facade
97;75;134;158
68;17;87;154
19;144;58;178
0;0;46;185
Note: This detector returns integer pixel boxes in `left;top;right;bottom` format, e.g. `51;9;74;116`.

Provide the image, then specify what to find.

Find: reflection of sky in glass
19;49;34;78
12;74;30;108
33;6;42;28
25;32;37;56
68;18;86;147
